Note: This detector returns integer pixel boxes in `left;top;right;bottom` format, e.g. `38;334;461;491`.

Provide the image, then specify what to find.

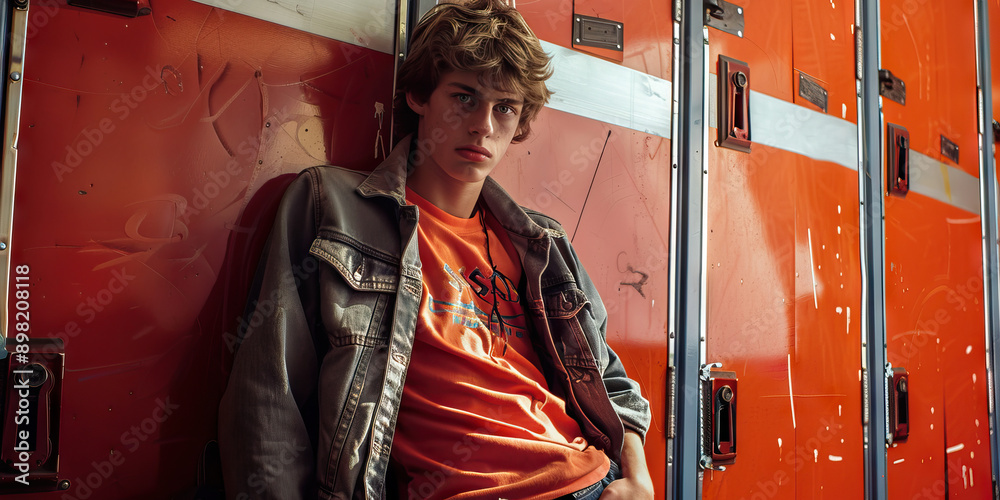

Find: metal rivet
0;242;7;251
737;7;743;14
616;44;621;49
575;17;580;22
737;30;743;37
9;72;20;82
575;38;581;43
58;480;71;490
265;122;270;127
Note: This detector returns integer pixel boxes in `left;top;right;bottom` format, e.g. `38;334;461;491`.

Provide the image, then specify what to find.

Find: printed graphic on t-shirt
430;263;527;341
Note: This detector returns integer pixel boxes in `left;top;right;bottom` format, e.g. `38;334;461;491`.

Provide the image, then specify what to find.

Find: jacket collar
356;135;559;241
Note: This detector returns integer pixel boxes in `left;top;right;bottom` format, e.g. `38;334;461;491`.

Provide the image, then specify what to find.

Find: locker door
1;0;395;496
502;1;674;496
702;0;863;497
878;0;993;497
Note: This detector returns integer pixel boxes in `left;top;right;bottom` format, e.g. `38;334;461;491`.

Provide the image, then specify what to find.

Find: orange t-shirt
392;188;609;500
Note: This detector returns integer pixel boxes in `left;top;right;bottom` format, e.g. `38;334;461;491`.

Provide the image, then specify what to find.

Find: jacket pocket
542;285;607;372
310;236;399;347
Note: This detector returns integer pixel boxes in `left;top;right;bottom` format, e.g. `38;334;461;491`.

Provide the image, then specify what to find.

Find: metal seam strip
859;0;889;497
668;0;707;497
1;3;29;351
539;41;673;140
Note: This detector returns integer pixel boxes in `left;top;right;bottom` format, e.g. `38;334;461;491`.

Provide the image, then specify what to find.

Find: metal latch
940;135;959;164
705;0;744;38
879;69;906;105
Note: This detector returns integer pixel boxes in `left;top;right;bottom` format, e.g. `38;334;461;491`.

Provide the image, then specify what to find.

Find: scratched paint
11;1;394;497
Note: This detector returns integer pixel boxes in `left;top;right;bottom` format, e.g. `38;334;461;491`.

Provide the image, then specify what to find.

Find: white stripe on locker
540;41;673;139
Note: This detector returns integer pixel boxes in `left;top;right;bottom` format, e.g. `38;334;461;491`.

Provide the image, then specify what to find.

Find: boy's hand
599;431;654;499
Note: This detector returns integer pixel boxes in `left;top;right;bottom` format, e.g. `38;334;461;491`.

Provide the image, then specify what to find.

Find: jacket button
392;352;407;365
353;266;363;281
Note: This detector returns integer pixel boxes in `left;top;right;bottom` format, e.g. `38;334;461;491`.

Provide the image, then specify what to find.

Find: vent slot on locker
886;123;909;198
572;14;623;52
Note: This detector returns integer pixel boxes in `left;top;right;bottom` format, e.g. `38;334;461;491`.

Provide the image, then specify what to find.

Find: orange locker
880;0;992;497
701;0;864;497
2;0;1000;498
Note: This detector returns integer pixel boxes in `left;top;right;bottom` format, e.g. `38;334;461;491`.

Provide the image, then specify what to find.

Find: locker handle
886;123;909;197
702;368;737;467
889;367;909;443
713;384;737;457
718;56;752;152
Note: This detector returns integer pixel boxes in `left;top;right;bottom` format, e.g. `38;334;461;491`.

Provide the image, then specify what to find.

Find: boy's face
407;70;524;186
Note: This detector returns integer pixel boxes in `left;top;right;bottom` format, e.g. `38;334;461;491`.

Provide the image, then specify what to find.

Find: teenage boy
219;1;653;499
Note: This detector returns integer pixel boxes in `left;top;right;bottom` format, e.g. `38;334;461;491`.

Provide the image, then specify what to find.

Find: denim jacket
218;137;651;499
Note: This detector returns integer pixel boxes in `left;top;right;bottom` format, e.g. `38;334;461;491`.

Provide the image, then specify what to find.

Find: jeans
558;460;621;500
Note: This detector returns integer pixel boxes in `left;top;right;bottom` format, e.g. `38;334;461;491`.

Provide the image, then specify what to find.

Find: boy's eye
456;94;472;104
497;105;512;114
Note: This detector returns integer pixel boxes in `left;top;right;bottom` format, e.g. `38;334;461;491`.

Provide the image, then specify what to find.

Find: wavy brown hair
393;0;552;144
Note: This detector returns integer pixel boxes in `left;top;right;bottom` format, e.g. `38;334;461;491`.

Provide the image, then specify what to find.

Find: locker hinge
705;0;744;38
667;366;675;439
854;25;863;80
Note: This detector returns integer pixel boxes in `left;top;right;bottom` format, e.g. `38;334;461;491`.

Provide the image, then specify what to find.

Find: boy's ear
405;91;427;116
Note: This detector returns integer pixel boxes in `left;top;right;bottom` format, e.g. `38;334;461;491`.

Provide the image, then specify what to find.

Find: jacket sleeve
559;236;652;442
219;171;321;499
